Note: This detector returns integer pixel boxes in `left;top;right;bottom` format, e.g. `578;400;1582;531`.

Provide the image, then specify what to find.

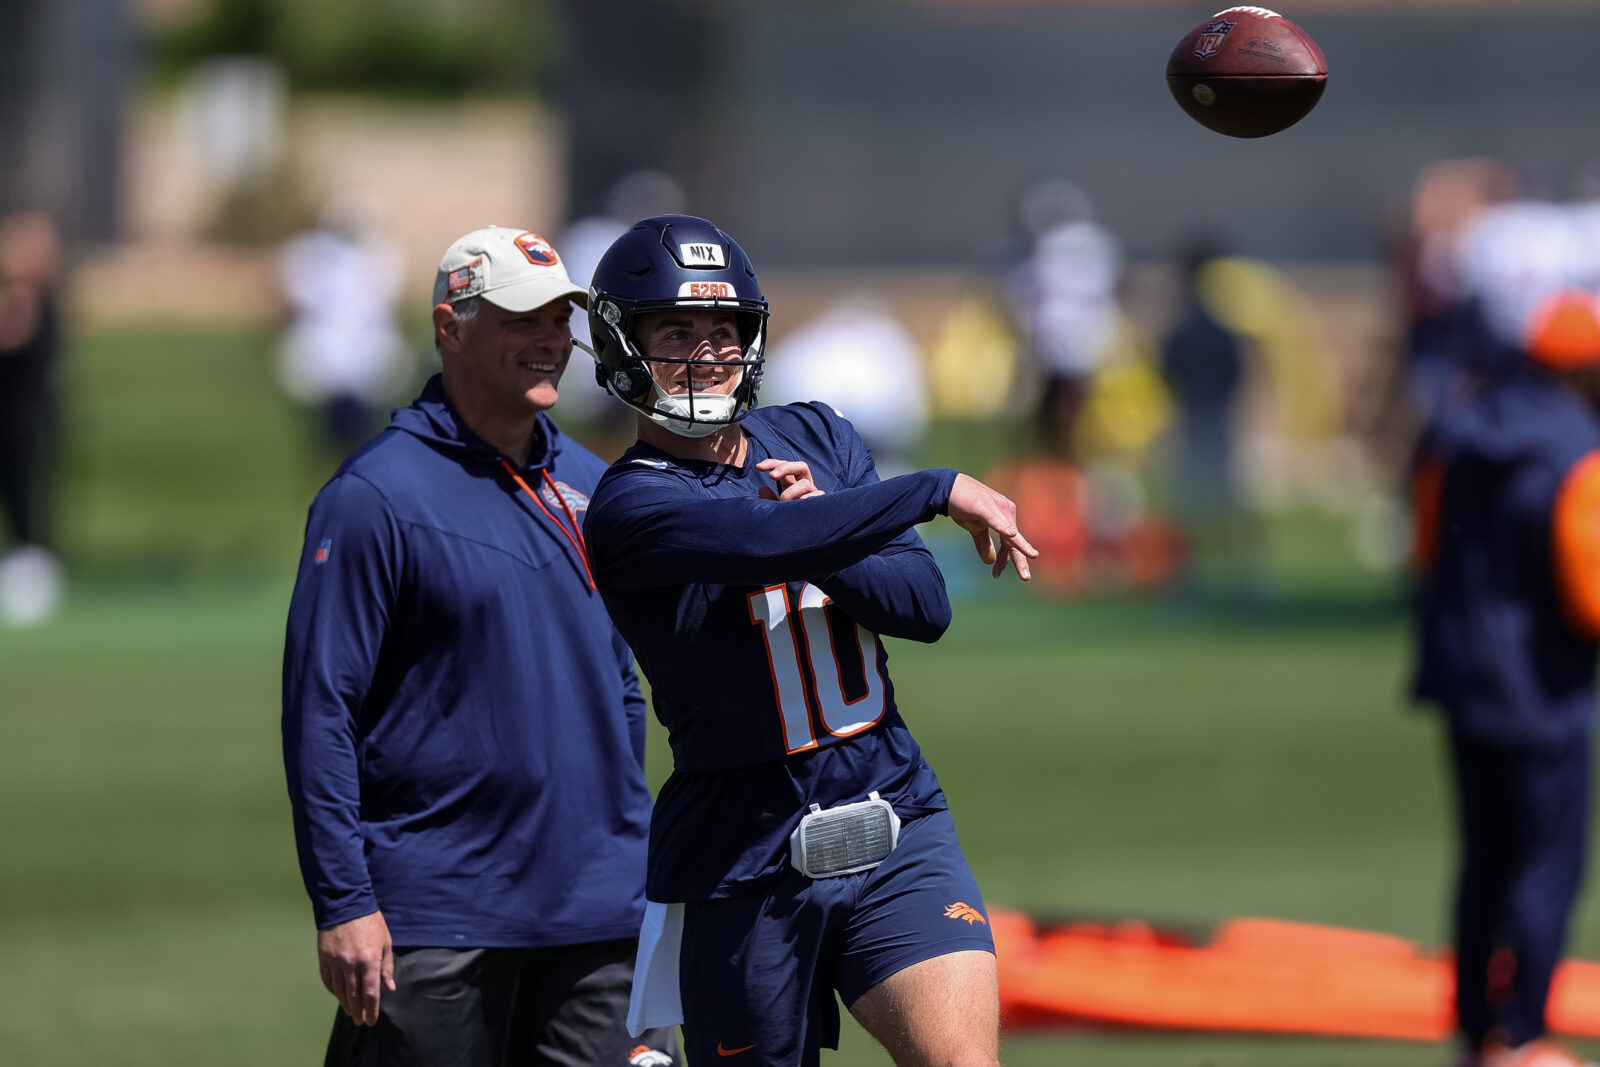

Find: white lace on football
1214;6;1282;17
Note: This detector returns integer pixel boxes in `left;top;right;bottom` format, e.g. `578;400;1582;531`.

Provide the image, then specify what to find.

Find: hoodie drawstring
499;460;597;591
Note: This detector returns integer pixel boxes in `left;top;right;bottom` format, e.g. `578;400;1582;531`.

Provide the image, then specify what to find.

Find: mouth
518;359;561;374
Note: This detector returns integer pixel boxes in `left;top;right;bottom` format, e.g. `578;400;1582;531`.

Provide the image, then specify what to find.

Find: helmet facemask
585;214;770;437
589;298;767;438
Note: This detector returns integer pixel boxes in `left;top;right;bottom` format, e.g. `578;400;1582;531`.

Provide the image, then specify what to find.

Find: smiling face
633;307;745;397
440;295;575;419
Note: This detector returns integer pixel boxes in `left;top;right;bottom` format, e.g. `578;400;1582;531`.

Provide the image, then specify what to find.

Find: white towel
627;900;685;1036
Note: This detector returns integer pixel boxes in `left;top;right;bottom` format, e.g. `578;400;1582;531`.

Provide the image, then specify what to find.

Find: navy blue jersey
584;403;959;901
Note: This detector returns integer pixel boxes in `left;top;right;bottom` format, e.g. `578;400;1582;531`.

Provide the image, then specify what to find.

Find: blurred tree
151;0;556;98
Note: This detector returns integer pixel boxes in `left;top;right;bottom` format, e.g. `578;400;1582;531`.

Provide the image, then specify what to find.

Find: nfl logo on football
1193;17;1235;58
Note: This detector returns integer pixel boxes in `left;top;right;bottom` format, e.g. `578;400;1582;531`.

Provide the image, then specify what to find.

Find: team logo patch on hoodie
541;480;590;515
314;538;332;565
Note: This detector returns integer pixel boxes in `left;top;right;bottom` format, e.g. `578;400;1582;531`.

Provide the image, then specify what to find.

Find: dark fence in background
565;1;1600;266
0;0;130;241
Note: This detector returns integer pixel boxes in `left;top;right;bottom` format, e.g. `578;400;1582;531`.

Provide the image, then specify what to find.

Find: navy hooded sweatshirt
282;376;651;946
1411;367;1600;752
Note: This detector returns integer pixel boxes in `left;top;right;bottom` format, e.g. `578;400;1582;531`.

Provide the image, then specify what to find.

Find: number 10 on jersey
747;583;887;753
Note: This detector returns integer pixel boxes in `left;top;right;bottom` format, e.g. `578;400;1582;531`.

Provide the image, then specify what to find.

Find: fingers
757;458;824;502
359;956;383;1025
997;528;1038;580
343;963;367;1023
317;912;391;1026
319;950;356;1018
327;955;382;1025
969;527;996;566
760;481;820;502
778;480;824;502
948;473;1037;582
756;459;812;483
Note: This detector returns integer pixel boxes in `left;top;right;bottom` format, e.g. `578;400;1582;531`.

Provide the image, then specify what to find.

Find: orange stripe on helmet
1526;291;1600;372
1553;450;1600;637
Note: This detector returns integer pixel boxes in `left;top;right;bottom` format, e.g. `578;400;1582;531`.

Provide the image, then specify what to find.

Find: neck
441;375;540;465
637;416;747;465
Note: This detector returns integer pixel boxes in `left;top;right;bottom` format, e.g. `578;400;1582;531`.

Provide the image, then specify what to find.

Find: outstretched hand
756;458;826;502
947;473;1038;581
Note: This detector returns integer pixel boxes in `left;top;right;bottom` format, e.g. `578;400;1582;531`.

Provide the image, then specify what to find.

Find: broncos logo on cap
945;902;988;925
514;232;559;266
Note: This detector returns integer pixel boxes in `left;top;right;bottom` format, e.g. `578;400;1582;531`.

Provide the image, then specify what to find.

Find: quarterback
580;215;1035;1067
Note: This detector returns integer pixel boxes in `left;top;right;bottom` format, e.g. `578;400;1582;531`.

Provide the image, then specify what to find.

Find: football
1166;7;1327;138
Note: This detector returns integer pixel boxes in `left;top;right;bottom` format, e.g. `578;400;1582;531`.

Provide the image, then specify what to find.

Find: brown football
1166;7;1327;138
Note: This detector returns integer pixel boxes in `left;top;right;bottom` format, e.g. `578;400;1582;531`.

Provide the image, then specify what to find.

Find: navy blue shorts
677;808;994;1067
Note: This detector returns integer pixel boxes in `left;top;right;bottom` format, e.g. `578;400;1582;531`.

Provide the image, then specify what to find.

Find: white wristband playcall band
789;791;901;879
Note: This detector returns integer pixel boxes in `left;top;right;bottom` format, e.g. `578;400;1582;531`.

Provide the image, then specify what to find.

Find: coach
282;225;673;1066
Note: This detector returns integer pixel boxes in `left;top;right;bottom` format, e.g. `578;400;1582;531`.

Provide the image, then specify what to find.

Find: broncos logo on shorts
627;1044;674;1067
944;901;987;925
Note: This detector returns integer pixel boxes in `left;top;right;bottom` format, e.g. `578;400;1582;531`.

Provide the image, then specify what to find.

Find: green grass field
4;327;1600;1065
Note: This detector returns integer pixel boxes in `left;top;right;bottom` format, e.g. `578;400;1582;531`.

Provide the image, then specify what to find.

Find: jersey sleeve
814;535;951;643
281;473;401;929
807;408;952;642
1553;449;1600;637
585;465;959;592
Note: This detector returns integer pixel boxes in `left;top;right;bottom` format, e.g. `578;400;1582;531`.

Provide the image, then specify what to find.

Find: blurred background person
1409;289;1600;1067
1004;178;1122;461
275;191;410;472
1159;236;1255;608
761;293;929;477
0;210;65;627
1391;158;1519;430
1452;189;1589;394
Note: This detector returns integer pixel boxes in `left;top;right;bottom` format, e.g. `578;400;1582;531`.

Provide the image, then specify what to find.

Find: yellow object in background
1075;313;1173;464
1198;256;1342;444
928;291;1020;420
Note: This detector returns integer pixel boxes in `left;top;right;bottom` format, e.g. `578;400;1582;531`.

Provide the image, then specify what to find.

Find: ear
433;303;460;355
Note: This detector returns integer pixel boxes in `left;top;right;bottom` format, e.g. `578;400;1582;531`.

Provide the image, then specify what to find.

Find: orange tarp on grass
991;909;1600;1040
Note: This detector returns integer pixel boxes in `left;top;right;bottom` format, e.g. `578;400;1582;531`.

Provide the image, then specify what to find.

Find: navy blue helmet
585;215;769;437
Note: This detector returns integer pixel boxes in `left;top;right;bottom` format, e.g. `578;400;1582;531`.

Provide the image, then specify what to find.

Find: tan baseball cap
432;225;588;312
